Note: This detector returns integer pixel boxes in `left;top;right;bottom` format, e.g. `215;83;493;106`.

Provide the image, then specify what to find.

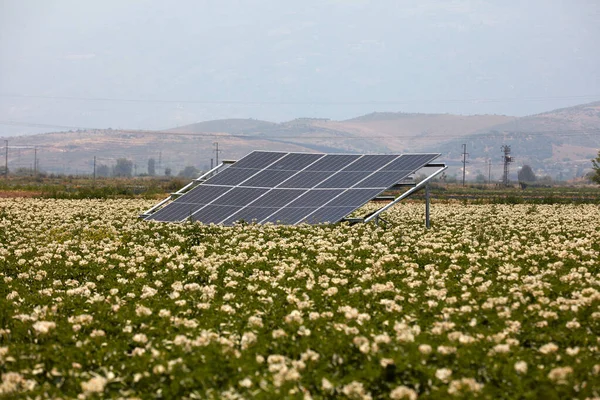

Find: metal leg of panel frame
425;182;430;229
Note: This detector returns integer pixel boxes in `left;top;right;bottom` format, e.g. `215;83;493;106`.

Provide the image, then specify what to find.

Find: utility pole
213;142;222;166
93;156;97;184
34;147;38;177
4;140;7;179
210;158;213;170
501;145;513;186
158;151;162;171
461;144;468;186
487;159;492;184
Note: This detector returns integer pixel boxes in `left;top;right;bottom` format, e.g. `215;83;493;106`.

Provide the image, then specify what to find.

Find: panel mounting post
425;182;430;229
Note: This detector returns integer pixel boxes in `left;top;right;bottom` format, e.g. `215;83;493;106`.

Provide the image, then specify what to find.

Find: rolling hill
2;102;598;180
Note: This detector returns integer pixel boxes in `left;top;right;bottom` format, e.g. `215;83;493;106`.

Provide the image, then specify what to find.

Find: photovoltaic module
144;151;440;225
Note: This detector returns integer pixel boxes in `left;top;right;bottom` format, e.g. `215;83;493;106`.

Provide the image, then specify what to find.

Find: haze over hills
2;1;600;134
1;101;599;181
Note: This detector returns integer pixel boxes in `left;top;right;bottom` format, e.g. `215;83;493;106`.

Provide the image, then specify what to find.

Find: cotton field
0;199;599;399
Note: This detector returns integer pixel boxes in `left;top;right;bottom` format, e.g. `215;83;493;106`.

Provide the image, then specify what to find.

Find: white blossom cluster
0;199;599;398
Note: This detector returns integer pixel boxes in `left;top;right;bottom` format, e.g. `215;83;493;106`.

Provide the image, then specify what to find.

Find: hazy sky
1;0;599;135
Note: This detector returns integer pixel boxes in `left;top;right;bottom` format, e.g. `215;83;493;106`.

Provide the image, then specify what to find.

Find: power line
461;144;468;186
1;120;599;141
0;93;598;106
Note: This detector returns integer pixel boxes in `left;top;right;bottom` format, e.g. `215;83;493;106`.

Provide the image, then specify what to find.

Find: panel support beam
425;182;430;229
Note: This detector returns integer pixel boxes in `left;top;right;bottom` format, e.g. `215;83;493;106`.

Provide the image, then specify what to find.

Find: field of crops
1;198;599;399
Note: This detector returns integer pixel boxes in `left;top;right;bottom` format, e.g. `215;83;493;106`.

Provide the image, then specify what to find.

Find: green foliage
178;165;200;179
113;158;133;177
96;164;110;177
147;158;156;176
591;150;600;184
518;165;536;183
0;200;599;398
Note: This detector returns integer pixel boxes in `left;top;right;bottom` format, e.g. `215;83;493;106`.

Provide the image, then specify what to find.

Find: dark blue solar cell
248;189;307;207
325;189;382;207
241;170;297;187
380;154;438;171
268;153;324;170
211;187;269;206
277;171;334;188
176;184;232;204
354;171;413;188
287;189;344;207
190;205;245;224
262;207;319;225
221;189;307;224
230;151;287;169
342;155;398;171
222;207;284;225
301;206;358;224
203;167;260;186
316;171;372;188
305;154;361;171
146;202;201;222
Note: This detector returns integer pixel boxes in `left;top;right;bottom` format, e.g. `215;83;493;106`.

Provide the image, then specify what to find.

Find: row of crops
0;199;599;398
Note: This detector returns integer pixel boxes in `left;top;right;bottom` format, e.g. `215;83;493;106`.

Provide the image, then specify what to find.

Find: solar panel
144;151;440;225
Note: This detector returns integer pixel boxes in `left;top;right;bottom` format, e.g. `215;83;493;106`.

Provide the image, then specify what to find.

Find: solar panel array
146;151;439;225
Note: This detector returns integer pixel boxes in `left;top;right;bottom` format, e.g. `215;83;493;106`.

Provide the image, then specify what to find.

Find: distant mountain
428;101;600;180
171;119;278;135
2;102;598;180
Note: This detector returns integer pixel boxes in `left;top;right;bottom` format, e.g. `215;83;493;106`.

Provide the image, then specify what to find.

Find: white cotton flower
418;344;432;355
341;381;371;400
437;346;456;355
131;347;146;357
297;326;311;336
566;347;580;356
447;378;483;395
135;305;152;317
321;377;334;392
492;344;510;354
153;365;166;374
133;333;148;344
539;343;559;354
390;385;417;400
140;285;157;299
547;367;573;384
220;304;236;315
566;319;580;329
81;376;107;393
380;358;395;368
514;361;528;374
158;309;171;318
284;310;304;324
241;332;257;350
239;377;252;388
90;329;105;338
435;368;452;383
272;329;287;339
32;321;56;335
248;315;263;328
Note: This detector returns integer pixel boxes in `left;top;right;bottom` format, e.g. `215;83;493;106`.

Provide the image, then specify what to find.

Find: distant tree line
93;158;200;179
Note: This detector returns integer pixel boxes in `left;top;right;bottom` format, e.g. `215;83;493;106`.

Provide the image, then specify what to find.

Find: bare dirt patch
0;190;41;198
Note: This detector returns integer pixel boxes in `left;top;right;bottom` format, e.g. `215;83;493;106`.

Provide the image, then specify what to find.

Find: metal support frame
139;160;235;218
363;164;447;227
425;182;430;229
